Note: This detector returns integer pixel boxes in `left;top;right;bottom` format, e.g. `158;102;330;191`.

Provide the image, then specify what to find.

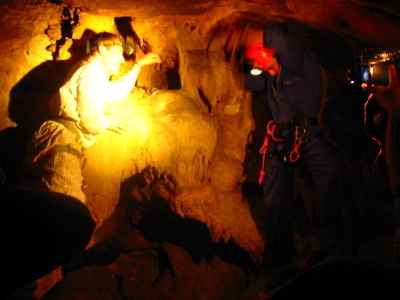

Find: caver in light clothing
21;33;161;203
21;57;138;203
10;33;160;297
49;56;142;148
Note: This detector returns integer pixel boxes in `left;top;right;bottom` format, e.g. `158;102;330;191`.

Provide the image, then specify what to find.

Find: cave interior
1;0;400;299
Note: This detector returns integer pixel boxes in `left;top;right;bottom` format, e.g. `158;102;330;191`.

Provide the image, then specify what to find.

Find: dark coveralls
245;24;344;269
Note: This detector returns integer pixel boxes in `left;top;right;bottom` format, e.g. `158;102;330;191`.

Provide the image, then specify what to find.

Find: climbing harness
258;118;316;185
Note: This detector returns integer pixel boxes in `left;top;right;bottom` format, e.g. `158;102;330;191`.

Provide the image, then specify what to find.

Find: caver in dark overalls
245;23;345;270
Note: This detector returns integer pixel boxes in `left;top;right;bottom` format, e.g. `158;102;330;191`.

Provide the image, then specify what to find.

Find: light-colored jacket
49;56;137;148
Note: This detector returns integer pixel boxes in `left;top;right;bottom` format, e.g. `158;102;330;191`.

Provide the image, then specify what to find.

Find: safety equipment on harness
258;120;282;185
289;126;306;163
258;118;318;184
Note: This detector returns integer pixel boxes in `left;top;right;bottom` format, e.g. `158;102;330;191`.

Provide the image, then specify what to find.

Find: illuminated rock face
1;0;400;299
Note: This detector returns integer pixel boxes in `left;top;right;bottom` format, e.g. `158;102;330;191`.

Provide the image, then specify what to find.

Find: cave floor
6;223;396;300
235;214;397;300
5;191;398;300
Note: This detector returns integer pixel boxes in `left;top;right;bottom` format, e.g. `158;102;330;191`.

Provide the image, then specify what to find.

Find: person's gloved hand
136;52;162;67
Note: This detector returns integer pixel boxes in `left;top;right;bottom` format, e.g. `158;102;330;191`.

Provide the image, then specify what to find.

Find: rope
258;120;282;185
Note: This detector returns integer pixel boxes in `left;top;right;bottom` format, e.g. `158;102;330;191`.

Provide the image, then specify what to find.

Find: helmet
245;35;275;75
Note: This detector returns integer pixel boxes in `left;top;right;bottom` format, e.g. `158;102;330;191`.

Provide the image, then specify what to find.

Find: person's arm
76;53;161;136
109;53;162;101
104;53;162;134
363;65;400;197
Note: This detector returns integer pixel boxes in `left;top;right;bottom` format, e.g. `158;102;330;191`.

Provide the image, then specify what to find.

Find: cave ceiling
58;0;400;49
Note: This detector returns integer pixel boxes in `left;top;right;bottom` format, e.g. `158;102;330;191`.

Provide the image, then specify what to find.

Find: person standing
240;22;346;273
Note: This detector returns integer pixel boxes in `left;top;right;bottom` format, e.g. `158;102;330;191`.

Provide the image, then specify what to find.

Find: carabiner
289;126;306;163
289;139;301;163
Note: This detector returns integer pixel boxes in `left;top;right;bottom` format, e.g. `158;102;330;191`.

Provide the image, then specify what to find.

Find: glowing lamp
250;66;263;76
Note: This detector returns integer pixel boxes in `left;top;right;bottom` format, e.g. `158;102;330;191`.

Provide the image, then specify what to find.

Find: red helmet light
245;36;275;74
